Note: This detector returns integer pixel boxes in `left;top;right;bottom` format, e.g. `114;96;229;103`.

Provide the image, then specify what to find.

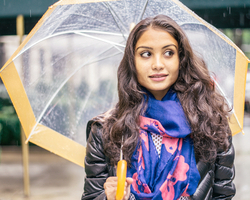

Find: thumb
126;177;134;185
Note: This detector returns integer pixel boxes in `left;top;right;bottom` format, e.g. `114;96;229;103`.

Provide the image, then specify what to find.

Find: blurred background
0;0;250;199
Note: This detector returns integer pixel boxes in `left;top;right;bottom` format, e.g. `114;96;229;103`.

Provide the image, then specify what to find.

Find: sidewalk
0;146;84;200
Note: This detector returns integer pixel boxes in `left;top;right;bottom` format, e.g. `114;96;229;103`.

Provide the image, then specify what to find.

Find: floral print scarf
127;89;200;200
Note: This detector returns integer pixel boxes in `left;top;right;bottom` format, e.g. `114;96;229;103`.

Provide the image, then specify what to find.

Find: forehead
136;27;178;48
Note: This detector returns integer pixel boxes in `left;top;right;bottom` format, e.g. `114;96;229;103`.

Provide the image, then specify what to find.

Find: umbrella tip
25;138;29;144
50;0;62;8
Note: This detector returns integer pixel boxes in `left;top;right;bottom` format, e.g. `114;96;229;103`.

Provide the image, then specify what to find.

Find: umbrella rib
103;2;128;31
211;76;243;132
102;2;128;41
14;30;126;60
44;7;112;38
26;51;122;142
138;0;149;22
232;111;244;133
74;32;125;53
69;13;112;27
211;76;232;107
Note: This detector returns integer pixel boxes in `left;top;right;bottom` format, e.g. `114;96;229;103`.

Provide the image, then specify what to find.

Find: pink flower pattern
162;136;179;155
159;155;190;200
128;116;200;200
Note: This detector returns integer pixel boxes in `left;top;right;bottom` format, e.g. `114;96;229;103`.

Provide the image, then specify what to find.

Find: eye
164;50;174;57
140;51;151;58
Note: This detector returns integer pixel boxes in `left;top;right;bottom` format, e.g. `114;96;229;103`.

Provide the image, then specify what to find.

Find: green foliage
0;89;20;145
242;29;250;44
223;29;234;41
222;28;250;69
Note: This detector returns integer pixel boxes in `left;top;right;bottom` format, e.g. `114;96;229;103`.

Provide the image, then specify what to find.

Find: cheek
135;61;145;78
174;64;179;75
170;63;180;81
136;69;144;84
135;66;141;84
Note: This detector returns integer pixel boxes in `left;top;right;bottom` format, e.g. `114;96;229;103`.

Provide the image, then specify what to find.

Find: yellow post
16;15;24;44
21;127;30;196
16;15;30;197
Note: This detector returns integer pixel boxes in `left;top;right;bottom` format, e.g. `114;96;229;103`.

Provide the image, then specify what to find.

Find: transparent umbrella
0;0;249;167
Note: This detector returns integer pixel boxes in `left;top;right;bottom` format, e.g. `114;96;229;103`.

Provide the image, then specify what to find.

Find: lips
149;74;168;82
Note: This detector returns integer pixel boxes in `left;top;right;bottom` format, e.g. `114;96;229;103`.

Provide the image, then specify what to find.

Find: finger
104;177;118;189
104;181;118;189
123;178;133;189
105;188;117;200
126;177;134;185
122;188;130;200
123;190;127;200
106;176;118;182
104;177;118;200
122;178;134;200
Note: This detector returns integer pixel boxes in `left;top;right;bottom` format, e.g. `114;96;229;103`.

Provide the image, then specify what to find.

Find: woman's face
134;27;179;100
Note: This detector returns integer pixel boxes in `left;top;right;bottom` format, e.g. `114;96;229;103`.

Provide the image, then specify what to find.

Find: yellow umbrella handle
116;160;127;200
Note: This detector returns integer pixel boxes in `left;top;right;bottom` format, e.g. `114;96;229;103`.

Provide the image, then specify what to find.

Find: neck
152;92;167;100
145;88;170;101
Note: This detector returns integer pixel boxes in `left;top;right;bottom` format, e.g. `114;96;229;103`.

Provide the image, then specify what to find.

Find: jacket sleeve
212;137;236;200
191;161;214;200
81;120;136;200
191;137;236;200
81;120;109;200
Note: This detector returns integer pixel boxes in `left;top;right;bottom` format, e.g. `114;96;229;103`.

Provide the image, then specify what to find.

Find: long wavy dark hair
101;15;231;166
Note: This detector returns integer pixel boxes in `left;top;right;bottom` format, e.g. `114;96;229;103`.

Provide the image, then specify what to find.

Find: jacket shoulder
216;136;234;168
213;137;236;199
82;117;108;200
192;136;236;200
86;115;105;141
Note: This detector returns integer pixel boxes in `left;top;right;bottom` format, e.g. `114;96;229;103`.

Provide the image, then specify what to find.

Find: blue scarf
127;89;200;200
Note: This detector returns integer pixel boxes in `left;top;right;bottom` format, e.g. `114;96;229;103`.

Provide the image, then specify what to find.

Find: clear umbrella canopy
1;0;249;166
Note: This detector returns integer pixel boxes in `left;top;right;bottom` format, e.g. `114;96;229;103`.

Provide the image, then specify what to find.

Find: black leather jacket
82;120;236;200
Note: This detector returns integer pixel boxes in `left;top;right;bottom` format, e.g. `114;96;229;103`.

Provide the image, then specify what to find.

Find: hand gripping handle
116;160;127;200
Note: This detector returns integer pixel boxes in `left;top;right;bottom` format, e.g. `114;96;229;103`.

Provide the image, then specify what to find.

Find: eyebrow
136;44;178;51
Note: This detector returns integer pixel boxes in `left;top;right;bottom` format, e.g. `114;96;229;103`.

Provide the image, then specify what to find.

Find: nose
152;55;164;70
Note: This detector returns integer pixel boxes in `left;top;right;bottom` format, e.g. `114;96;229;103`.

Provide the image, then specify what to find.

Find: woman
82;15;235;200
